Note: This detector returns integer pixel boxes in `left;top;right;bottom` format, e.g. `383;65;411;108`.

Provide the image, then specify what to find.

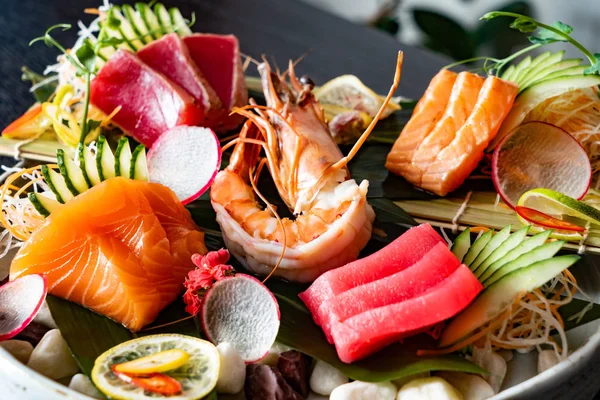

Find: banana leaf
46;296;200;377
271;286;486;381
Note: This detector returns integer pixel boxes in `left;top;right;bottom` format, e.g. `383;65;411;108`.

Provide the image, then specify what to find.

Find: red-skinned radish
515;206;585;232
0;274;47;341
147;126;221;204
492;121;591;209
201;274;280;363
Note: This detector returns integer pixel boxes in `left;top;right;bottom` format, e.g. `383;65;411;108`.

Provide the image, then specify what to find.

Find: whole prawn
211;52;403;282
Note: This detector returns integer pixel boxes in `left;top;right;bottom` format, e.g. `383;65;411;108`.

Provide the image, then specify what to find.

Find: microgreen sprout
445;12;600;78
481;12;600;75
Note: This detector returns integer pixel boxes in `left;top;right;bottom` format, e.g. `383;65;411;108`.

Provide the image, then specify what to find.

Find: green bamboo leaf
21;67;58;103
559;297;600;331
271;290;486;382
46;296;200;377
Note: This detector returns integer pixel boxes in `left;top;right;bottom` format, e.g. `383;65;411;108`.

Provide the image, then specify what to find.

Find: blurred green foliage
373;1;534;61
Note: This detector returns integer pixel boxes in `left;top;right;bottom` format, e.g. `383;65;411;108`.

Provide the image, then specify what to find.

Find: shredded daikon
525;87;600;172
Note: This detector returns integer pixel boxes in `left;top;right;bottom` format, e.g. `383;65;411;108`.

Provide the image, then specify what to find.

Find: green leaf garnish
509;16;538;33
75;42;97;72
21;66;57;103
584;53;600;75
529;21;574;44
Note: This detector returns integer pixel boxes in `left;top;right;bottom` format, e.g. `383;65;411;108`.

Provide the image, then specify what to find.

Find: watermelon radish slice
147;126;221;205
492;121;591;209
515;206;585;232
0;274;47;341
201;274;280;363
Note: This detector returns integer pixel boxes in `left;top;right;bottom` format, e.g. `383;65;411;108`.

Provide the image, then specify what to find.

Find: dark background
0;0;599;399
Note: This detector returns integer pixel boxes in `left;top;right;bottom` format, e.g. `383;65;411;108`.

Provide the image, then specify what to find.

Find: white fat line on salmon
451;190;473;233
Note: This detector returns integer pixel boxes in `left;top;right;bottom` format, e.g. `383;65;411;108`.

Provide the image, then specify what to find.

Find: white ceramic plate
1;232;599;400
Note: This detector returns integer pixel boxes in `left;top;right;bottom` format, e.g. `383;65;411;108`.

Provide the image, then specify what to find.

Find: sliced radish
0;274;47;341
515;206;585;232
492;121;591;209
201;274;280;363
147;126;221;205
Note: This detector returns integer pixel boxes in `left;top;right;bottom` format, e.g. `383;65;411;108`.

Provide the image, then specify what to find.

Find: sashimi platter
2;3;600;400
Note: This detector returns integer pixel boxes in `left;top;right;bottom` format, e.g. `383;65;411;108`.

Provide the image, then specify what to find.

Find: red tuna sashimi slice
183;34;248;131
90;50;204;147
317;242;460;340
299;224;445;326
330;264;482;363
137;33;222;123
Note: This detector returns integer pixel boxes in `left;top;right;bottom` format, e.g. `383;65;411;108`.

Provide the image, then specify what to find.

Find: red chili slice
112;366;182;395
515;206;585;232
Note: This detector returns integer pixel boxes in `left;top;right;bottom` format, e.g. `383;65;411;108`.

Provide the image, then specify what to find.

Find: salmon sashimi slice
385;70;457;178
10;178;206;331
421;76;518;196
132;180;207;283
409;72;485;185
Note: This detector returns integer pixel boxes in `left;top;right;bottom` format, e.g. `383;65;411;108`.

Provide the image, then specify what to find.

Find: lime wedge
516;214;583;242
518;188;600;226
92;334;219;400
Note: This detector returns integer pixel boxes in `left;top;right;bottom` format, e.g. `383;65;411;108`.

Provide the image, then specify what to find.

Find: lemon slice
314;75;400;118
92;334;219;400
114;349;190;375
518;188;600;226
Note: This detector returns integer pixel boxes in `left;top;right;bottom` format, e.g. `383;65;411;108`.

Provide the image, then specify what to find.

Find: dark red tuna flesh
183;34;248;131
277;350;311;397
137;33;222;123
90;49;204;147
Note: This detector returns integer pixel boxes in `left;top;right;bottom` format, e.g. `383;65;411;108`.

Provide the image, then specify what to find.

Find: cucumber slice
451;228;471;262
57;149;89;195
155;4;174;34
439;254;579;347
96;136;116;181
526;51;552;72
170;7;192;36
520;58;583;90
508;56;532;83
463;230;493;267
122;4;153;44
473;226;529;278
470;225;512;272
500;65;515;81
483;240;565;287
479;230;552;282
112;6;145;51
137;2;162;40
542;65;586;82
131;144;149;181
78;143;102;187
514;50;564;90
115;137;133;178
41;165;74;204
489;74;600;150
28;192;62;217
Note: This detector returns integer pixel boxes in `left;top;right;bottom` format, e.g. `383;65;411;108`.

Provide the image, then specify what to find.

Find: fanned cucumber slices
96;3;193;68
31;136;148;217
442;225;578;347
